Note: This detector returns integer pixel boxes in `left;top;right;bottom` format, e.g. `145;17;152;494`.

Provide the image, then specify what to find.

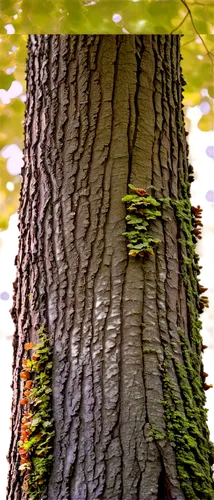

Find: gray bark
7;35;214;500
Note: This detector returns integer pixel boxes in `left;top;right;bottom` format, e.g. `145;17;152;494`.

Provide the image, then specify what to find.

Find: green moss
122;183;214;498
172;198;203;356
149;425;166;442
167;192;214;496
143;347;161;355
161;347;214;499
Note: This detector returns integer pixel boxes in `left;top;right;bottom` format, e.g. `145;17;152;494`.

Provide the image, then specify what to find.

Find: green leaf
121;194;139;202
135;225;148;231
46;362;53;369
143;196;160;206
122;232;140;241
129;243;144;250
141;209;162;216
130;196;160;207
126;215;141;224
128;184;140;191
37;347;49;354
45;388;52;394
151;238;160;245
127;205;138;212
149;185;160;191
123;230;140;237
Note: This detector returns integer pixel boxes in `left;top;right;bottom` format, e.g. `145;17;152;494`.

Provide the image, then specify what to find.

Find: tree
6;34;214;500
1;4;213;232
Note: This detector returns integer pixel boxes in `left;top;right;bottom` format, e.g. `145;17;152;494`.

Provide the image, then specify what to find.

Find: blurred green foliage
0;35;26;230
0;1;213;230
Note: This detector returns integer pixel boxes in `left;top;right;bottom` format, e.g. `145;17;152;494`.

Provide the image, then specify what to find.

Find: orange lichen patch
19;449;29;457
22;367;31;374
37;451;45;456
32;353;40;361
198;283;208;294
20;371;31;380
20;458;28;465
129;251;137;257
21;421;30;427
145;249;153;256
25;380;33;389
136;189;149;197
22;414;32;423
24;390;31;397
20;456;29;464
128;185;149;197
21;430;30;440
35;432;43;439
204;383;213;391
20;398;28;405
38;479;45;484
21;424;29;432
24;342;36;351
24;365;32;372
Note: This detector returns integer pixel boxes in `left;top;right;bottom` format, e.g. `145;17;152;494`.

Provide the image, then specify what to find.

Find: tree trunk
7;35;214;500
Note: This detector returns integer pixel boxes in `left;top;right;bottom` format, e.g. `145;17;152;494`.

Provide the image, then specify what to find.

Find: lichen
161;343;214;499
18;325;54;499
149;425;166;442
121;184;169;259
122;181;214;498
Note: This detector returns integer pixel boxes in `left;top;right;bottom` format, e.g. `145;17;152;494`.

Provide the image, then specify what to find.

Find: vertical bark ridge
126;37;160;497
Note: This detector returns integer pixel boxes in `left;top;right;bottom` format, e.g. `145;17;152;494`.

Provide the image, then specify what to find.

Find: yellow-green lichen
149;425;166;442
161;345;214;499
121;184;170;259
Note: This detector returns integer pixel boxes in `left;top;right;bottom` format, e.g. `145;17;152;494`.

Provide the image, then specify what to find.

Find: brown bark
7;35;213;500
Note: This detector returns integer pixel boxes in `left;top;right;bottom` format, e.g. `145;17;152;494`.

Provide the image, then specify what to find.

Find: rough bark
7;35;214;500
